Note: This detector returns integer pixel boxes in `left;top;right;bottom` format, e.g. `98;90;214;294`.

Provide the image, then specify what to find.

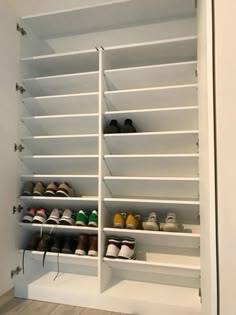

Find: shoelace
54;252;60;281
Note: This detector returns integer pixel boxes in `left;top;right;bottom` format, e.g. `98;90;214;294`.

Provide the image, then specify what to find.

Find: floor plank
50;304;78;315
81;309;111;315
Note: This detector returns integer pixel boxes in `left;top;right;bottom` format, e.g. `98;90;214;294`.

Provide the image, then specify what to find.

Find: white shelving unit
11;1;217;315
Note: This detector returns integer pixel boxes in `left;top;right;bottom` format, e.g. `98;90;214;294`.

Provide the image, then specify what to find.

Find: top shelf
21;0;196;39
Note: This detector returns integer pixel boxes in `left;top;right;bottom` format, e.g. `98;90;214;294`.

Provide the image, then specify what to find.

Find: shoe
88;235;98;256
59;209;75;225
22;208;36;223
142;212;159;231
21;181;34;196
88;210;98;227
105;237;121;258
25;233;41;250
62;236;77;254
33;181;45;196
47;208;62;225
118;237;136;260
162;213;184;232
120;119;136;133
32;208;47;224
37;234;55;251
75;210;88;226
104;119;120;134
56;182;75;197
75;234;89;256
126;214;142;230
113;212;127;229
51;236;63;253
44;182;59;197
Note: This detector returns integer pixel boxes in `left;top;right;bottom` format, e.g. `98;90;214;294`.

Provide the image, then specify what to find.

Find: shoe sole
62;249;73;254
113;223;124;229
22;215;34;223
75;221;87;226
44;191;56;196
47;218;59;225
88;250;98;256
118;254;136;260
126;224;137;229
142;222;159;231
33;216;46;224
75;249;87;255
163;223;179;232
56;191;70;197
88;222;98;227
59;220;74;225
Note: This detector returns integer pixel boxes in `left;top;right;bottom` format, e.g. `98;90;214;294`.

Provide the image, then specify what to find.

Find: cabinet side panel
0;1;20;295
198;0;217;314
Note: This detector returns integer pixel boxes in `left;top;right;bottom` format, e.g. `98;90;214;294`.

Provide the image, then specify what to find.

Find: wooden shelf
105;61;197;91
105;106;198;132
24;72;98;97
19;225;98;237
103;228;200;249
104;84;197;111
104;154;198;177
104;176;199;199
22;134;98;155
21;0;196;39
20;195;98;210
22;93;98;116
21;155;98;175
104;197;199;225
104;130;199;155
21;49;99;77
103;257;200;278
22;113;98;136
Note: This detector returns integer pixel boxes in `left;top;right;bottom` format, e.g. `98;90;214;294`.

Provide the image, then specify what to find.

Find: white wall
0;0;20;295
214;1;236;314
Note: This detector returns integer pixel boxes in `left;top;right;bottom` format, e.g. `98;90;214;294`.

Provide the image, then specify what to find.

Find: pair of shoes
113;213;142;230
161;213;184;232
75;234;98;256
22;208;75;225
104;119;136;134
105;237;136;260
75;210;98;227
21;181;75;198
22;208;48;224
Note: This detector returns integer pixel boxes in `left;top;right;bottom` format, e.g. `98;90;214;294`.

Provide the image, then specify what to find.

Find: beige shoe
56;182;75;197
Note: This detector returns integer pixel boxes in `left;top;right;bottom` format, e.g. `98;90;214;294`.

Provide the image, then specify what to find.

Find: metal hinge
16;83;26;94
11;266;22;278
14;143;25;152
195;68;198;78
16;23;27;36
13;205;23;214
195;0;198;9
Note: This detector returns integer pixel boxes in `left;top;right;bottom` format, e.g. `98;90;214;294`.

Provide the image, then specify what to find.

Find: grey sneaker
162;213;184;232
56;182;75;197
59;209;75;225
142;212;159;231
21;181;33;196
47;208;62;225
32;208;47;224
44;182;59;197
33;181;45;196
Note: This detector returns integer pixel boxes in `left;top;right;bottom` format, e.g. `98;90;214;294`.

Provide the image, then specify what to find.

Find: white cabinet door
0;1;21;296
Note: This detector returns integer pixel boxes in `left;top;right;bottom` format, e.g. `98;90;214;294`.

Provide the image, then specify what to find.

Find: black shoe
120;119;136;133
51;236;63;253
104;119;120;134
61;236;77;254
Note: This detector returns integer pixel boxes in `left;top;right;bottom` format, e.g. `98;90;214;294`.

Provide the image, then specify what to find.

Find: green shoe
75;210;88;226
88;210;98;227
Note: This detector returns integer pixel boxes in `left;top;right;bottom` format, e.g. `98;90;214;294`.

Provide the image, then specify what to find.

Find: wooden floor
0;290;126;315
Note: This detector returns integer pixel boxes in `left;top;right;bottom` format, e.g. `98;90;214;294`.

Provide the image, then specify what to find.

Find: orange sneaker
126;214;142;230
113;212;127;229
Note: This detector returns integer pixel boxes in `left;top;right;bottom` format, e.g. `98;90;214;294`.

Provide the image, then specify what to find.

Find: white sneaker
118;238;136;260
163;213;184;232
142;212;159;231
59;209;75;225
105;238;121;258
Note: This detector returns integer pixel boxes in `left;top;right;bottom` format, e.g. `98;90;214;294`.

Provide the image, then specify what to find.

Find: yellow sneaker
126;214;142;230
113;212;127;229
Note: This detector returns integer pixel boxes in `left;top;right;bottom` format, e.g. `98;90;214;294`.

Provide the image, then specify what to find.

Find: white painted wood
104;197;200;224
21;49;99;77
104;258;200;278
104;154;199;177
20;196;98;210
22;113;98;135
105;106;198;132
104;131;199;154
103;228;200;249
105;84;197;111
104;176;199;199
24;72;98;97
19;224;98;235
21;0;196;39
21;155;98;175
104;37;197;69
22;93;98;116
22;134;98;155
105;61;197;91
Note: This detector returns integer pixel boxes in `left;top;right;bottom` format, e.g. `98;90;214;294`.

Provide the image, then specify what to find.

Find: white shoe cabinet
5;1;217;314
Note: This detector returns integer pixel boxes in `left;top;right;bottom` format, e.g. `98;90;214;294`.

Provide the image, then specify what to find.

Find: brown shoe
75;234;89;256
56;182;75;197
44;182;59;197
88;235;98;256
25;233;41;250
